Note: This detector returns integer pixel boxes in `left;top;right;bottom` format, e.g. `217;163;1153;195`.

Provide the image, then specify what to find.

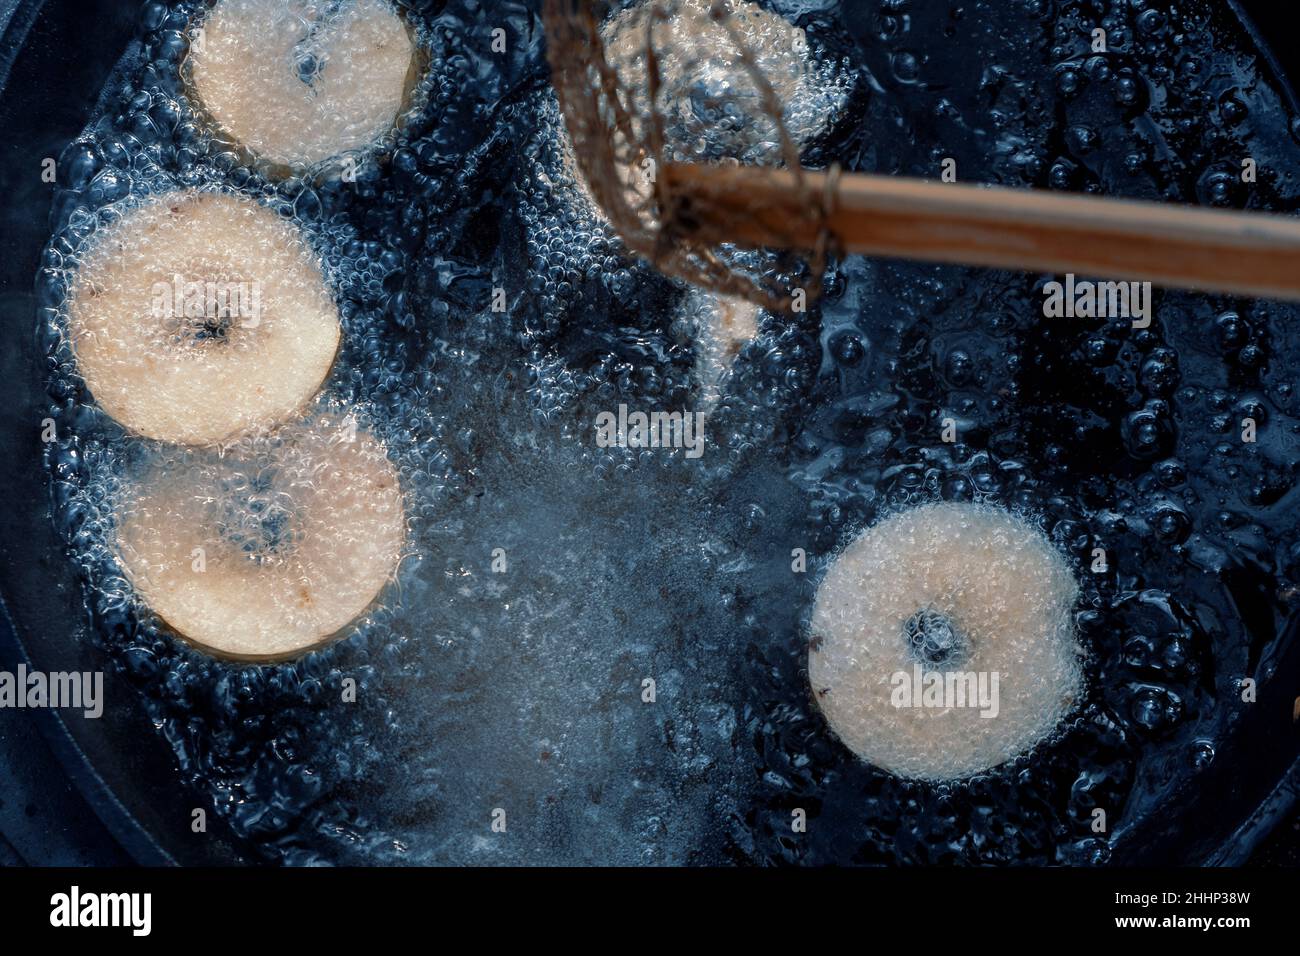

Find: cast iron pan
0;0;1296;866
0;0;245;865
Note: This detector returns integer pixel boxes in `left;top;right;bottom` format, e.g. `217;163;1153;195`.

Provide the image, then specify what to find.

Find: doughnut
188;0;417;170
553;0;849;227
115;413;406;661
808;502;1084;781
686;289;759;405
602;0;849;165
65;190;340;445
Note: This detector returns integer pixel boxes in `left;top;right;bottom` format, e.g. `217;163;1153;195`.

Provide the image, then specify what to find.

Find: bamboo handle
664;163;1300;301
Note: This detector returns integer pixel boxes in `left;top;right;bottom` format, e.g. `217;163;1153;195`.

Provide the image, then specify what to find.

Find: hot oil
36;0;1300;864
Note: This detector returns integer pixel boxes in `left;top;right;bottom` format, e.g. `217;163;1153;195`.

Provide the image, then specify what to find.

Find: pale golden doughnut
65;190;340;445
555;0;849;223
808;502;1084;781
189;0;417;170
602;0;849;164
685;289;760;406
116;413;406;660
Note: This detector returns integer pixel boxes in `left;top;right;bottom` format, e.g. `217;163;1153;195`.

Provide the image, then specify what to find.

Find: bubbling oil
43;36;799;859
37;0;1300;867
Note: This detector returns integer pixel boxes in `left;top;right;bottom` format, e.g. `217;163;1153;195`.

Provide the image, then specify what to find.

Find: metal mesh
543;0;841;312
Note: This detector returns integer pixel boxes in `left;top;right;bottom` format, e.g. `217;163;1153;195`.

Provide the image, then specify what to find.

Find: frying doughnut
115;412;406;661
808;502;1084;781
65;190;340;445
687;290;759;405
602;0;849;164
188;0;417;170
553;0;849;226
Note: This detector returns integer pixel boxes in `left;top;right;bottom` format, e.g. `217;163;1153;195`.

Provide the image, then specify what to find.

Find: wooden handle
664;163;1300;301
